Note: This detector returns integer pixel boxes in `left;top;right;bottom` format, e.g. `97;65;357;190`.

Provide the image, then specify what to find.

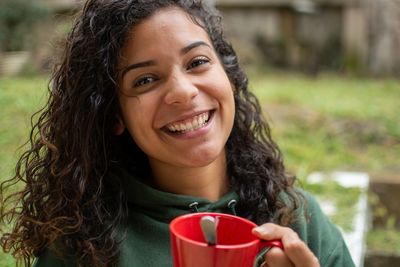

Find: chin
181;148;224;168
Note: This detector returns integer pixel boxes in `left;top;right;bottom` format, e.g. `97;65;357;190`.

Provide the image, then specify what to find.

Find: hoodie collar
119;169;239;222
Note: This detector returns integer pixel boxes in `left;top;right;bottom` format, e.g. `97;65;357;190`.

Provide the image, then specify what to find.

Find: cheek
124;113;153;154
218;81;235;107
215;70;235;98
121;95;165;147
119;99;147;133
203;74;233;100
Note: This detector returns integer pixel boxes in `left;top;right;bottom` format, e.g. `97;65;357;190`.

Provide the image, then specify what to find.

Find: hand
252;223;320;267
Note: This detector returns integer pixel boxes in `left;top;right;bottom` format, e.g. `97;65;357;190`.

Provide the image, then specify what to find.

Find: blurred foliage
0;0;49;51
0;74;48;267
248;68;400;177
0;75;48;178
367;227;400;254
368;191;400;253
303;179;361;232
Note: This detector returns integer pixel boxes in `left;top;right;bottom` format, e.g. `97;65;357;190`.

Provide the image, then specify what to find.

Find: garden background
1;0;399;266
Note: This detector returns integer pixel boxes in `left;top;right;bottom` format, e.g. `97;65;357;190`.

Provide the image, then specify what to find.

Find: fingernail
253;227;261;234
253;226;268;235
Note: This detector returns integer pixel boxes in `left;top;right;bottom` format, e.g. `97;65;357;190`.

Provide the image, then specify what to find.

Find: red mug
170;212;283;267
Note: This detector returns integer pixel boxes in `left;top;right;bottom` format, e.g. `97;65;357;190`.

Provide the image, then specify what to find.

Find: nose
164;70;199;105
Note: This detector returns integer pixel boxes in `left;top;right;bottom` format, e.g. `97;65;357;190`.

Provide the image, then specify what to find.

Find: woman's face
117;7;235;170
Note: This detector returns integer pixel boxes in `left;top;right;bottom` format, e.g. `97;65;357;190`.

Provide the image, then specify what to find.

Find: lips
164;110;213;134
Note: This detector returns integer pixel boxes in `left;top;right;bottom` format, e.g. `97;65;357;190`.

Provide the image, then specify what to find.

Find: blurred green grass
0;74;48;266
248;70;400;178
0;75;48;178
1;71;399;264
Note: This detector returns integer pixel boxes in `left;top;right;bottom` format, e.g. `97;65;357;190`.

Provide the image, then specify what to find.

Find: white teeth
186;122;193;131
192;119;199;128
167;111;210;133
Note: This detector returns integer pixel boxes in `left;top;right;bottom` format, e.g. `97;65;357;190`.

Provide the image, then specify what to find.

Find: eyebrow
120;60;156;79
120;41;211;79
180;41;211;55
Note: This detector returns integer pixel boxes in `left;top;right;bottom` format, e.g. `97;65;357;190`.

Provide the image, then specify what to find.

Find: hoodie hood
120;168;239;222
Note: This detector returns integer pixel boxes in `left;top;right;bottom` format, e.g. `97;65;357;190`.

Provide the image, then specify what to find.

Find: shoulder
33;249;77;267
283;189;355;267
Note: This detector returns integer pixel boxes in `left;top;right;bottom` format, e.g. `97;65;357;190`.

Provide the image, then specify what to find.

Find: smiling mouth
164;110;214;134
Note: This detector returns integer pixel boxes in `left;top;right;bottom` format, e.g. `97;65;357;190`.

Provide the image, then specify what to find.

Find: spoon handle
200;215;217;245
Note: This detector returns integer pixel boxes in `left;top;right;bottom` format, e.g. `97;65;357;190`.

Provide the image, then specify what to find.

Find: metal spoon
200;215;217;245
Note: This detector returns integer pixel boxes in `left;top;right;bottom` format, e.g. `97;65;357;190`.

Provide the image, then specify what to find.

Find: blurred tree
368;0;400;76
0;0;49;52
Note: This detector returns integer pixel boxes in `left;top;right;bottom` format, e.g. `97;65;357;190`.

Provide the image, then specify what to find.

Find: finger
264;247;295;267
280;231;319;267
253;223;320;267
252;223;291;240
281;235;319;267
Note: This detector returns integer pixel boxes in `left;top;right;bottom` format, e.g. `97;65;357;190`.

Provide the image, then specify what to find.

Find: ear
113;116;125;135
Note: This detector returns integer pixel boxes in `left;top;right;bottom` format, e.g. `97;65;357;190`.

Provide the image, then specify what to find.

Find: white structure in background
308;172;370;267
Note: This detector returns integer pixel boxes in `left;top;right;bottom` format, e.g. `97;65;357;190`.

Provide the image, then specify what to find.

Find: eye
187;56;210;70
133;75;157;87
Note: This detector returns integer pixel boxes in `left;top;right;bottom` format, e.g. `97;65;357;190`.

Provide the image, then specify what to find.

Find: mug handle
253;239;283;267
262;239;284;250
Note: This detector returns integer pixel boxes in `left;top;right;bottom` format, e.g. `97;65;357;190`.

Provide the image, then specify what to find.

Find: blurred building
215;0;400;75
38;0;400;76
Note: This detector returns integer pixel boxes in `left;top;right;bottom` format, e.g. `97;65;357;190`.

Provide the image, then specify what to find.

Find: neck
148;154;229;202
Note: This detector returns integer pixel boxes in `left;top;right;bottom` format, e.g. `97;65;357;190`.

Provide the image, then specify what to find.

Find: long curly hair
0;0;301;266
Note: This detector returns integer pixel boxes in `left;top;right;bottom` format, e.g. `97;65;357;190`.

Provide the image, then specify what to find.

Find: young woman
0;0;355;266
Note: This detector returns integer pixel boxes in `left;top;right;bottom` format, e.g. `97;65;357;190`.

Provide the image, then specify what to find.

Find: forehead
120;7;212;59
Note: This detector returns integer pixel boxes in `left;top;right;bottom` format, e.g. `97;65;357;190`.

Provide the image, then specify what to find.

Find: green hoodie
34;172;355;267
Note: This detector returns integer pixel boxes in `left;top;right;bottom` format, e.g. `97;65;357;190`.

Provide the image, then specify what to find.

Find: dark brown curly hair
0;0;301;266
